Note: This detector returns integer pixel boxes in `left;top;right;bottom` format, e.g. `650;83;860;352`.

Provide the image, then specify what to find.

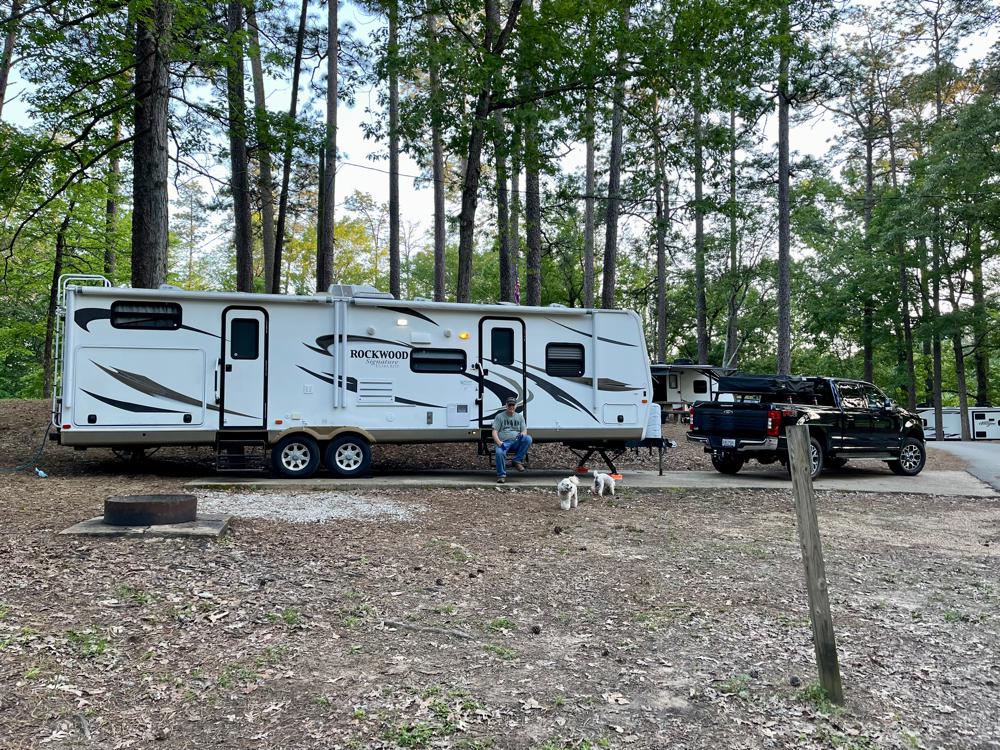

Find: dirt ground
1;400;998;749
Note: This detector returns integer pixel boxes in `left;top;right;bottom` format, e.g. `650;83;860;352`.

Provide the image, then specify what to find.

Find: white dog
557;475;580;510
591;470;616;497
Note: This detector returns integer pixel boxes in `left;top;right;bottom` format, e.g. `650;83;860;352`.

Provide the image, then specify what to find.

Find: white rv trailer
919;406;1000;440
650;363;730;420
51;276;654;478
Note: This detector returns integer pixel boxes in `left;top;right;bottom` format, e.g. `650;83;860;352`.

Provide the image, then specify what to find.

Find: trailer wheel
888;437;925;476
711;452;745;475
271;434;321;479
325;435;372;478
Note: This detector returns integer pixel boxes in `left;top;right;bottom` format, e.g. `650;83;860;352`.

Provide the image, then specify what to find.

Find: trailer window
693;379;708;394
668;374;679;390
110;302;181;330
491;328;515;365
546;343;585;377
230;318;260;360
411;348;467;374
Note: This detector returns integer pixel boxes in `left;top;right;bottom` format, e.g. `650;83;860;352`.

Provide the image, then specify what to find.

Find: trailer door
220;308;267;429
478;318;527;427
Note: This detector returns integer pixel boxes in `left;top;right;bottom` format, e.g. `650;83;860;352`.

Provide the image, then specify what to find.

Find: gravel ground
197;489;421;523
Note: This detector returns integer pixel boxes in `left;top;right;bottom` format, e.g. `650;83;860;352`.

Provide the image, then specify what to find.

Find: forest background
0;0;998;439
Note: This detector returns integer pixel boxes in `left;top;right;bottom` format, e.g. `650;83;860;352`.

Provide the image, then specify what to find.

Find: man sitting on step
492;396;532;484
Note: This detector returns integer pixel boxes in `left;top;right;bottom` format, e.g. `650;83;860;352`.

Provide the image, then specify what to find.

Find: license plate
722;438;736;448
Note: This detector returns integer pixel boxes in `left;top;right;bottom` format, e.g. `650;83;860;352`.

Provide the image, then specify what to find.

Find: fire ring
104;494;198;526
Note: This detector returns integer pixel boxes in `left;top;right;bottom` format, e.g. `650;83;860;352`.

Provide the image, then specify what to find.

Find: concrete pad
61;514;231;538
186;469;996;498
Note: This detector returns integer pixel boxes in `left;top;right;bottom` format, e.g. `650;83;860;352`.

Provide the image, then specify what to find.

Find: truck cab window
837;382;866;409
861;384;888;410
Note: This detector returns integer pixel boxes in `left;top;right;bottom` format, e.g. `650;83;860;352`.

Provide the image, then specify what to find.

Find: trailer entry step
216;440;269;473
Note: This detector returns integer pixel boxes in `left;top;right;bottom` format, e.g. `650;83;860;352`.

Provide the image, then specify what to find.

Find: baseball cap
505;396;517;405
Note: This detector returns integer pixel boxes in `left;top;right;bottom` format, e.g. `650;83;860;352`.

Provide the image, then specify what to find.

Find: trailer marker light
275;419;283;425
396;318;408;326
63;424;71;429
641;399;648;403
458;331;470;340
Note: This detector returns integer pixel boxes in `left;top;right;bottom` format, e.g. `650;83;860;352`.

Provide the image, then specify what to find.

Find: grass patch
486;617;516;632
116;584;151;605
385;722;436;748
798;682;839;714
66;629;108;658
943;610;971;623
718;673;752;698
483;644;518;660
266;607;303;626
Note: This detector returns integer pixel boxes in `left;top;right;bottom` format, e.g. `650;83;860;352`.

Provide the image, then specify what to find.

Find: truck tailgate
694;406;768;438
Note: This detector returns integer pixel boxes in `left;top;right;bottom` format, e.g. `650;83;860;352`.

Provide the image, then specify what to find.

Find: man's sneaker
496;477;506;484
513;461;526;472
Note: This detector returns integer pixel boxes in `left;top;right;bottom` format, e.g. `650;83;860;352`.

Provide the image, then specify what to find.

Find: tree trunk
131;0;173;289
693;75;707;362
654;132;667;364
317;0;338;291
583;88;595;309
775;0;792;375
104;117;122;281
970;224;989;405
952;329;971;440
248;7;277;293
510;121;521;301
861;137;874;382
43;205;73;398
227;0;254;292
725;108;738;369
495;111;512;301
524;113;541;307
931;237;943;440
272;0;308;294
601;3;629;310
426;14;446;302
0;0;23;122
388;0;400;298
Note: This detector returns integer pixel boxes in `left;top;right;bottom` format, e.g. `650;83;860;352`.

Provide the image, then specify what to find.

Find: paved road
928;440;1000;492
190;467;996;498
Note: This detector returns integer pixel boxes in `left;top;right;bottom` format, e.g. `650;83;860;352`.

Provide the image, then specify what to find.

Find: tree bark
583;88;595;309
654;129;667;364
425;14;446;302
388;0;400;298
931;237;943;439
227;0;254;292
510;120;521;301
44;205;73;398
104;117;122;281
862;136;874;383
272;0;308;294
601;3;629;309
131;0;173;289
725;108;739;369
524;111;541;307
0;0;23;122
693;72;707;362
248;7;277;293
494;111;512;301
970;224;989;405
775;0;792;375
317;0;338;291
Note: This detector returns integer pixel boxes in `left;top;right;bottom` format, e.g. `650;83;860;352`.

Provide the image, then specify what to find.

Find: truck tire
711;452;745;475
785;436;824;480
888;437;925;476
325;435;373;478
271;434;321;479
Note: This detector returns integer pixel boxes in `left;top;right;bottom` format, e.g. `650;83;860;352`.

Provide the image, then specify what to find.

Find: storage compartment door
220;309;267;429
602;403;638;425
73;347;206;426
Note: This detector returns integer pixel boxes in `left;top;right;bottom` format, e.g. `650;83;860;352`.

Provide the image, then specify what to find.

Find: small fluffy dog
557;475;580;510
591;470;616;497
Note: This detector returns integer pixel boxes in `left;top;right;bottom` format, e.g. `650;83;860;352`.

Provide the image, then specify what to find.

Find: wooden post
786;424;844;705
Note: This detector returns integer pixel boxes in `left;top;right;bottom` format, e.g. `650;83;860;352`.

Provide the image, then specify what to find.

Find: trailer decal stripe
525;365;642;392
507;365;598;422
81;389;187;414
296;366;358;391
394;396;444;408
375;305;439;326
312;334;412;355
548;319;637;347
74;308;219;338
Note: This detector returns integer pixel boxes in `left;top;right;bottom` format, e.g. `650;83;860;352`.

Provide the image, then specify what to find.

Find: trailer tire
325;435;372;478
888;437;925;476
271;434;321;479
711;452;745;475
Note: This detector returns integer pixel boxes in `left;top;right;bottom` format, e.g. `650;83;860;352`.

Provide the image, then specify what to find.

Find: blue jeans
495;434;532;477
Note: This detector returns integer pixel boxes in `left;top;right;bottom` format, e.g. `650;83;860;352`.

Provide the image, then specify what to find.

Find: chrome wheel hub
899;444;921;472
281;443;311;471
335;443;363;471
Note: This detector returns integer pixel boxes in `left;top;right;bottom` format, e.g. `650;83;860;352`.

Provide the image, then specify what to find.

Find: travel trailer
650;362;731;420
919;406;1000;440
51;276;655;478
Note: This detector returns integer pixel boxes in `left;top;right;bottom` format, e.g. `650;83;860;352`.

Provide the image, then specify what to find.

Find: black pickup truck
687;375;926;479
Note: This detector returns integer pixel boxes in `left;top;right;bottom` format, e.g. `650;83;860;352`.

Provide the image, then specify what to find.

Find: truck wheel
785;437;824;480
711;452;745;475
271;434;321;479
325;435;372;478
888;437;925;476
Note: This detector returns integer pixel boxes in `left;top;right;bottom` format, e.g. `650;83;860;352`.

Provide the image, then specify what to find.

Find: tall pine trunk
524;110;541;306
227;0;254;292
248;7;277;293
862;136;874;383
725;109;739;369
654;131;667;364
317;0;338;291
44;206;73;398
583;89;595;309
495;111;512;301
132;0;173;289
104;117;122;281
272;0;308;293
775;0;792;375
426;14;446;302
510;121;521;300
601;3;629;309
970;224;989;405
388;0;401;298
693;73;707;362
0;0;23;122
